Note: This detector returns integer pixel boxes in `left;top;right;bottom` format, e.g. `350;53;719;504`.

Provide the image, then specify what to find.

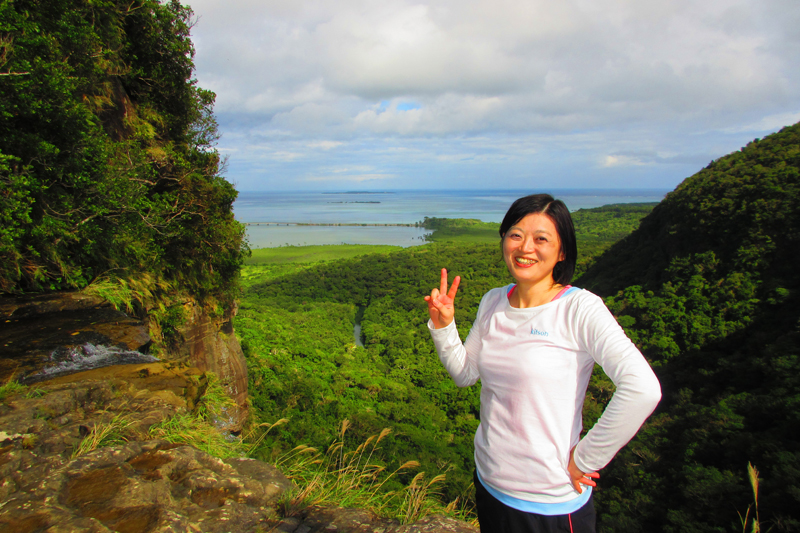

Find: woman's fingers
568;446;599;494
447;275;461;301
424;270;459;329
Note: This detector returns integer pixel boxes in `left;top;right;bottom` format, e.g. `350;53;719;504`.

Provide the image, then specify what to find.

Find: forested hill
0;0;246;303
575;123;800;531
579;123;800;297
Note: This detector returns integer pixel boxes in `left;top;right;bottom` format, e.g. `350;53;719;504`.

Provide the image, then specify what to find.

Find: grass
246;244;402;265
0;381;25;402
739;463;763;533
149;412;244;458
273;419;476;525
72;412;133;458
82;272;171;314
150;371;245;458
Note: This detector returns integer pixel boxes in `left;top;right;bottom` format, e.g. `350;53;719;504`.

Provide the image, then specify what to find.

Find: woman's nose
521;236;536;252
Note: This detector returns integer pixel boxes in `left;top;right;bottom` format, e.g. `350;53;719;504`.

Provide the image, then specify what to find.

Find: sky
184;0;800;192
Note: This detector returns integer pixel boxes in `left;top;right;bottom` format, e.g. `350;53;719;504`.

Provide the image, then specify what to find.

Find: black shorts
474;471;596;533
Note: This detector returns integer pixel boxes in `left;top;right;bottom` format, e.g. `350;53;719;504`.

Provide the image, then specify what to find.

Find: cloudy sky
185;0;800;192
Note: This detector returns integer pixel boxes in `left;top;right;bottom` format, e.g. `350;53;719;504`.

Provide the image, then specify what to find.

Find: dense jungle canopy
0;0;245;301
240;123;800;532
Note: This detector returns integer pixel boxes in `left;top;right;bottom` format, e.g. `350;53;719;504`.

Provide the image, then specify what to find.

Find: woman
424;194;661;533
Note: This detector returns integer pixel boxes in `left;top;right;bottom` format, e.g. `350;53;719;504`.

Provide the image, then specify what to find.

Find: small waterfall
24;343;159;383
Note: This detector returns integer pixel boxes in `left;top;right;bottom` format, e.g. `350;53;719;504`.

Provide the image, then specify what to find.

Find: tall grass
739;463;762;533
149;412;244;458
72;412;133;458
273;419;473;525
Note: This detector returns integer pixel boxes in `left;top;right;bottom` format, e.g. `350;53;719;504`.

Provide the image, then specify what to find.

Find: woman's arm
425;268;481;387
571;293;662;475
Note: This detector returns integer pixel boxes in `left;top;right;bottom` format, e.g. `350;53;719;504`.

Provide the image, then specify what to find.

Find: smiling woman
424;193;661;533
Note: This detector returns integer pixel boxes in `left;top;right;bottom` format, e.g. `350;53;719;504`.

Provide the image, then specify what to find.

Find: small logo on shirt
531;327;549;337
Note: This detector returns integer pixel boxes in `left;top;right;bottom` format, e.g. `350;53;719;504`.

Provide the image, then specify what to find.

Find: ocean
234;189;670;249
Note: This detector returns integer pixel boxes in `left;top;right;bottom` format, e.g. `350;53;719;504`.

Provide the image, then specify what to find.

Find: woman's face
502;212;564;287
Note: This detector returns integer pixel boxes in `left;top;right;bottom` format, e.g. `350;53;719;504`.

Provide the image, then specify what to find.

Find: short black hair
499;193;577;285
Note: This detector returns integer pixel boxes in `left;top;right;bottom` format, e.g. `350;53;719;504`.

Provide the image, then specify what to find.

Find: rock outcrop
0;292;151;384
1;291;249;432
0;370;478;533
169;299;249;432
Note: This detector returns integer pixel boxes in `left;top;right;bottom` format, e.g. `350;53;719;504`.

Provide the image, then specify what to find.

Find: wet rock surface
1;291;249;431
0;292;151;384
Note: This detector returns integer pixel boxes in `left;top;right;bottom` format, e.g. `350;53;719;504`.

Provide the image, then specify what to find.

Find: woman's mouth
515;257;536;266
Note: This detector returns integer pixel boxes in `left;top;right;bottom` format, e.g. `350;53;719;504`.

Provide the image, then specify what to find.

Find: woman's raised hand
424;268;461;329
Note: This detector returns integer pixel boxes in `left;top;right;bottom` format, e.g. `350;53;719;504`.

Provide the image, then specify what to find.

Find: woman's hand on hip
424;268;460;329
569;446;600;494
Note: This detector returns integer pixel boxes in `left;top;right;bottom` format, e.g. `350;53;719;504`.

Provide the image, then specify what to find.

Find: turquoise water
235;189;669;248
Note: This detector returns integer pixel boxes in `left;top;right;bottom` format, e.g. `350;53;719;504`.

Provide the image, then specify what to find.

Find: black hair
499;193;577;285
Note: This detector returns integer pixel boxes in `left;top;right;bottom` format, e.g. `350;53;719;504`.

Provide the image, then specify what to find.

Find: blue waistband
476;469;591;516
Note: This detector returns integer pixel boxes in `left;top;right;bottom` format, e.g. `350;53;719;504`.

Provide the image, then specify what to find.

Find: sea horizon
235;188;671;248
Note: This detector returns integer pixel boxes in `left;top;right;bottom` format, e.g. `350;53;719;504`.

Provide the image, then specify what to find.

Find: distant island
322;191;395;194
326;201;381;204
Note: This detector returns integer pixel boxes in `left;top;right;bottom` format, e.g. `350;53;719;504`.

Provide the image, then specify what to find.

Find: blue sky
185;0;800;192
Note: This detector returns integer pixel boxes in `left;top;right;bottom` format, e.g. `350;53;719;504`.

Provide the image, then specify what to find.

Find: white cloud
307;141;344;150
184;0;800;190
602;155;647;168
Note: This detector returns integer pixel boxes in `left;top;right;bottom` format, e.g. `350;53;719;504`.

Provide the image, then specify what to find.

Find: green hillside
0;0;245;305
239;124;800;530
576;123;800;532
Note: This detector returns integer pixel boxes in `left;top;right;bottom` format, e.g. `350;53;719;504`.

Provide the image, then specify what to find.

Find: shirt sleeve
427;292;491;388
571;293;662;473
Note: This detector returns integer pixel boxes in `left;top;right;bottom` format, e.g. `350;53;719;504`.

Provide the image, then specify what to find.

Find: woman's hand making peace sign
424;268;461;329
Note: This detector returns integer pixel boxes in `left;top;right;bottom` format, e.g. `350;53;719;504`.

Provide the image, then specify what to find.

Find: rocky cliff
0;366;477;533
1;291;249;432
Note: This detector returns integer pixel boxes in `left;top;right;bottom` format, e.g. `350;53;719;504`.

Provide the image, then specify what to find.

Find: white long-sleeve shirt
429;286;661;504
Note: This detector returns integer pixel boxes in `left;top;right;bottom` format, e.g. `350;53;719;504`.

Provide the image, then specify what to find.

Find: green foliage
0;0;246;301
576;123;800;532
420;217;500;243
0;380;25;402
247;244;402;265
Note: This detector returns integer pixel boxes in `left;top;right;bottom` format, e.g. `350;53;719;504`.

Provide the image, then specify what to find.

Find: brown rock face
168;299;249;432
0;379;478;533
1;291;249;432
0;373;292;533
